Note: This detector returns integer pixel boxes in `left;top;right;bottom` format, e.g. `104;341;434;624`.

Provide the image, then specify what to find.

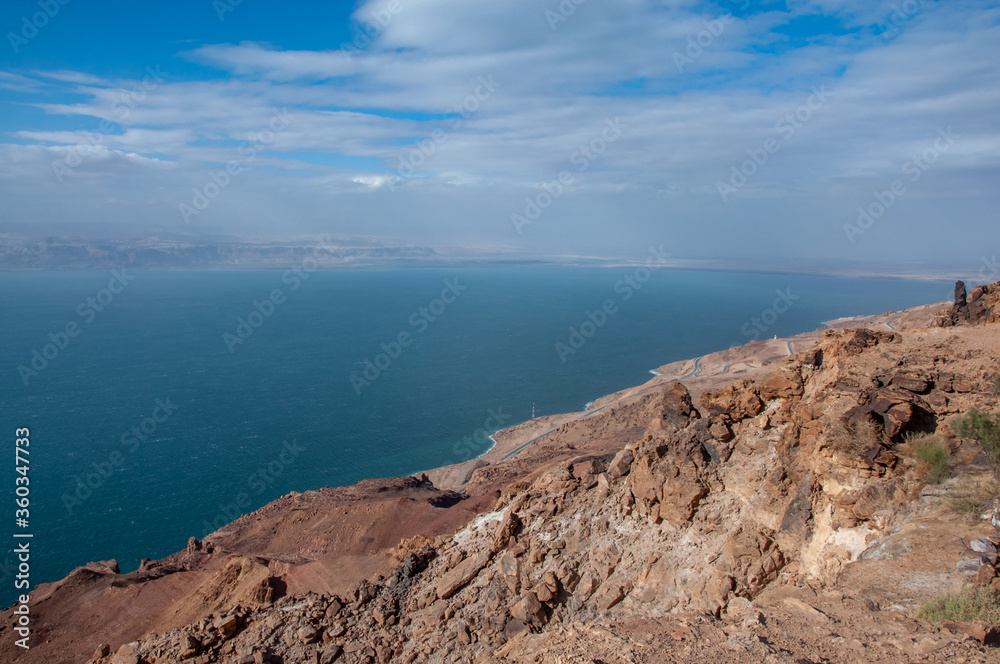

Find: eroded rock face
760;371;804;401
717;526;786;598
701;380;764;422
941;280;1000;326
846;385;936;440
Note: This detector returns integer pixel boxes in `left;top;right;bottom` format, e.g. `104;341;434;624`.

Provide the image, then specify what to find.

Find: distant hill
0;237;443;270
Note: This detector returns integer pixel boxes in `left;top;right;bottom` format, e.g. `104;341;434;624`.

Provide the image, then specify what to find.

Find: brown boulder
213;614;238;637
659;476;707;525
709;420;733;443
510;592;547;625
629;436;708;525
490;511;521;554
975;564;997;588
701;380;764;422
953;377;976;393
760;371;804;401
660;381;697;425
571;459;596;479
607;448;634;478
883;402;915;438
436;553;489;599
890;372;930;394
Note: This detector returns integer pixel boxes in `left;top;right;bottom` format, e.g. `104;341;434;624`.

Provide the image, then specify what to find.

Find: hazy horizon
1;0;998;273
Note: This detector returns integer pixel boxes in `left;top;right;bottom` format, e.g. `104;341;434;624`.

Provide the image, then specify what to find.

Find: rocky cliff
3;283;1000;664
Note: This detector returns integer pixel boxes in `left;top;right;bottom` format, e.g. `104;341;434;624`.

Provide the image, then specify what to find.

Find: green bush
954;408;1000;468
910;435;951;484
918;587;1000;623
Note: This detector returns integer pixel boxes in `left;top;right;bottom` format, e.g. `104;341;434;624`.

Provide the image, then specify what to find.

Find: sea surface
0;268;952;606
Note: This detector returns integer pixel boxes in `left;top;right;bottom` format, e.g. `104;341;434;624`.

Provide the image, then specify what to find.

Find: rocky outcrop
941;280;1000;326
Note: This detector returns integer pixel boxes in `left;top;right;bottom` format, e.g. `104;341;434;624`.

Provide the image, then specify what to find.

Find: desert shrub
906;434;951;484
947;477;999;522
829;417;885;456
954;408;1000;468
918;587;1000;623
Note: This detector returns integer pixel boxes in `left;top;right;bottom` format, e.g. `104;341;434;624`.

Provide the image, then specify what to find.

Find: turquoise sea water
0;268;951;606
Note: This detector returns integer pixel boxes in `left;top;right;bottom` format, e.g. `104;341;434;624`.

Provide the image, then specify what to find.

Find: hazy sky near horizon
0;0;997;270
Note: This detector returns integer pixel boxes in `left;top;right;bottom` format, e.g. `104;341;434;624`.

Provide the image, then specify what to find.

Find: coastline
6;288;993;664
422;300;948;492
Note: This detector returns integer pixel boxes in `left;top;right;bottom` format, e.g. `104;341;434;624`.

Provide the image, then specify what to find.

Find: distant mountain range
0;237;454;270
0;235;968;279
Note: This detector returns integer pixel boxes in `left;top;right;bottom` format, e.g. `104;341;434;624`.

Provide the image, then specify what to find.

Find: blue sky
0;0;998;272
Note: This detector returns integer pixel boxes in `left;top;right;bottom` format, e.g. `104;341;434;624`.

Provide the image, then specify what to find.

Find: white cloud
0;0;997;268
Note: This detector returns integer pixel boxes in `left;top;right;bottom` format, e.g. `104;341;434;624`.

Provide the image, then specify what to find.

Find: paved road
681;357;702;379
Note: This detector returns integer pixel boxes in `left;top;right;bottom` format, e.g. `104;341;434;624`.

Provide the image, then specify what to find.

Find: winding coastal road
498;427;557;461
681;357;702;379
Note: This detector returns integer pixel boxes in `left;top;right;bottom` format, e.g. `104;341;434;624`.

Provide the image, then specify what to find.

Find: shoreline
421;300;949;492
